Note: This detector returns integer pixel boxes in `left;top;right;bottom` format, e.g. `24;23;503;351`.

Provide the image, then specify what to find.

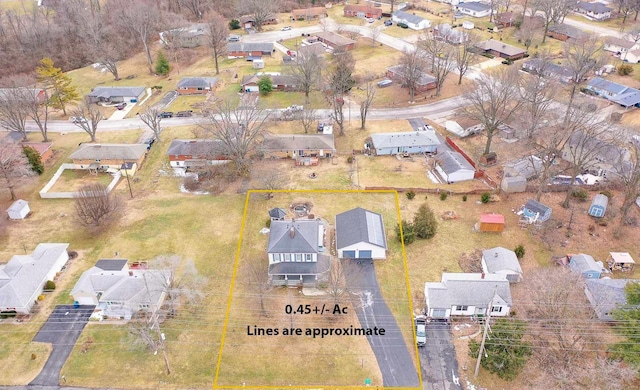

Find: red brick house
241;74;298;92
344;5;383;19
176;77;218;95
227;42;274;58
239;14;278;29
167;139;229;171
386;65;437;92
291;7;328;20
22;142;54;164
475;39;527;60
547;24;585;42
314;31;356;51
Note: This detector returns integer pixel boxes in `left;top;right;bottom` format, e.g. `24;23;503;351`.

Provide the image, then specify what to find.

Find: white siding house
457;2;492;18
481;247;523;283
435;150;475;183
392;11;431;30
424;273;512;320
335;207;388;259
0;243;69;314
370;131;440;155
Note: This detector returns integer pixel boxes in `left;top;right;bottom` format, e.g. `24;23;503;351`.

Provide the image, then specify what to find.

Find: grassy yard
165;94;207;113
49;170;115;193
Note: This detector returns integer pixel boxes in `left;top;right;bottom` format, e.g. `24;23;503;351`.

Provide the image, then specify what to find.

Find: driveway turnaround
420;322;461;390
350;259;420;388
29;305;95;387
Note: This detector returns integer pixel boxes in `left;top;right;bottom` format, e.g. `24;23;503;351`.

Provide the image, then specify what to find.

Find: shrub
229;19;241;30
462;194;468;202
44;280;55;290
480;192;491;203
514;244;525;259
413;203;438;239
23;146;44;175
571;188;588;202
265;218;271;228
258;75;273;95
347;156;353;164
440;192;448;201
600;189;613;199
395;220;416;244
618;64;633;76
406;190;416;200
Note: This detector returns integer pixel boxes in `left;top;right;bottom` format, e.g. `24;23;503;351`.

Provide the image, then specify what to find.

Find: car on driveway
116;102;127;110
415;316;427;347
281;26;292;31
144;137;156;149
176;110;193;117
69;116;87;124
158;111;174;118
384;20;393;26
367;18;375;23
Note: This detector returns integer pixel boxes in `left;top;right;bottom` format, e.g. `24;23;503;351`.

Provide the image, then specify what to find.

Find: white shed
7;199;30;220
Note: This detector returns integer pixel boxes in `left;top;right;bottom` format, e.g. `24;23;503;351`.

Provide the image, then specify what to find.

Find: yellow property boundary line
213;189;422;390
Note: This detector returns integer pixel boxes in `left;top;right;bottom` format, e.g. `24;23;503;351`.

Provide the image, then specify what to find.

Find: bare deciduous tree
149;255;206;316
292;52;323;105
530;117;572;201
563;35;605;118
242;258;272;315
204;12;228;74
519;57;557;139
514;17;541;50
74;183;120;227
201;99;270;175
613;132;640;236
463;68;522;156
531;0;572;43
326;49;356;136
370;25;382;46
297;107;317;134
420;33;455;96
359;78;376;129
259;171;285;198
24;86;51;142
398;48;427;103
71;99;103;142
325;258;365;308
140;106;163;142
455;32;478;85
0;142;32;200
0;87;30;141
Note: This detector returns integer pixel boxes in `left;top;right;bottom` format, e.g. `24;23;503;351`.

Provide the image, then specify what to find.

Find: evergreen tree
258;75;273;95
155;51;171;75
413;202;438;239
468;319;532;380
36;58;79;116
610;282;640;367
395;220;415;245
22;146;44;175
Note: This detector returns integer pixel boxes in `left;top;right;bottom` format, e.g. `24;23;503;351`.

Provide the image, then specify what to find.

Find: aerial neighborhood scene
2;0;640;388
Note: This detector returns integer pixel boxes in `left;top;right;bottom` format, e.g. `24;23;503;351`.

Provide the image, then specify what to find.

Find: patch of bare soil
458;249;483;273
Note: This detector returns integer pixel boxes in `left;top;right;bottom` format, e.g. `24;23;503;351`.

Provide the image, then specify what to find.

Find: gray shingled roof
70;144;148;161
0;243;69;310
436;150;474;174
570;254;602;274
387;65;437;86
177;77;218;89
167;139;226;157
459;2;491;12
227;42;274;53
576;1;612;13
425;273;512;309
524;199;550;215
262;134;335;152
482;247;523;275
522;58;574;80
267;219;319;253
95;259;128;271
335;207;387;250
269;208;287;219
393;10;427;25
88;86;146;99
548;23;585;39
314;31;356;47
585;278;636;320
476;39;526;57
605;36;636;50
371;131;440;149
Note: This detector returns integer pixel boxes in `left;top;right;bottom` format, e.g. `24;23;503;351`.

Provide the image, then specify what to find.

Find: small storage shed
501;175;526;193
569;253;604;279
607;252;635;272
479;214;505;232
588;194;608;218
7;199;30;220
523;199;552;222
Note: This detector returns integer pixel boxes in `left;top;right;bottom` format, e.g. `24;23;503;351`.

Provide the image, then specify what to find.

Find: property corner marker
213;189;422;390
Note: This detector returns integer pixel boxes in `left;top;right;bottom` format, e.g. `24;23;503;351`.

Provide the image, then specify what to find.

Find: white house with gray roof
584;279;638;321
267;219;330;286
424;273;512;319
0;243;69;314
87;86;147;104
370;131;440;155
335;207;387;259
457;2;493;18
392;10;431;30
70;259;170;320
481;247;523;283
435;150;475;183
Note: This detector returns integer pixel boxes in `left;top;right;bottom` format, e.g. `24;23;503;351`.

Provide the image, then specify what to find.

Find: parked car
415;317;427;347
69;116;87;124
366;18;375;23
176;110;193;117
116;102;127;110
287;104;303;112
145;137;156;149
397;22;409;29
158;111;174;118
384;20;393;26
228;35;240;42
281;26;292;31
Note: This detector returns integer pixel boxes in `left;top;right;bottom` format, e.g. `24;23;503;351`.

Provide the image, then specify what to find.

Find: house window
272;253;280;262
492;306;502;313
455;305;468;311
197;87;204;90
284;254;291;262
295;254;302;262
305;254;312;262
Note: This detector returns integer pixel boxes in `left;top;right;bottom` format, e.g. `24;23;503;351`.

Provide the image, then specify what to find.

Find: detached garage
435;150;475;183
335;207;388;259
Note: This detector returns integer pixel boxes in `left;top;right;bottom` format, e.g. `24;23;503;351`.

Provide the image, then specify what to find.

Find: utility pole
122;159;134;199
475;286;497;377
143;273;171;375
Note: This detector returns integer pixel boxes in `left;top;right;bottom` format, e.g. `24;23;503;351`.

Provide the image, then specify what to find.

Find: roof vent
495;252;499;258
290;227;295;238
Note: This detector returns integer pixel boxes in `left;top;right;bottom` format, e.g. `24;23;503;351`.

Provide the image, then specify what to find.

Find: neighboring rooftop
314;31;356;47
476;39;526;57
482;247;523;275
370;131;440;149
69;144;149;161
262;134;335;151
436;150;475;174
176;77;218;89
393;10;427;25
87;86;146;98
227;42;274;52
167;139;226;156
425;273;512;309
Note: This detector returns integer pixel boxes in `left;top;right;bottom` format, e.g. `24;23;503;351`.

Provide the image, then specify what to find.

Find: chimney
129;271;133;276
481;272;485;279
290;227;295;238
494;252;499;258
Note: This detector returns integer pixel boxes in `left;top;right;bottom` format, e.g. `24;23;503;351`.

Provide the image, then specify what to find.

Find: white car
415;318;427;347
366;18;375;23
281;26;292;31
70;116;87;124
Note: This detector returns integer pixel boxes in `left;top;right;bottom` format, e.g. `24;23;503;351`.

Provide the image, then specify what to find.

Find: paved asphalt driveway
29;305;95;387
350;259;420;388
420;322;461;390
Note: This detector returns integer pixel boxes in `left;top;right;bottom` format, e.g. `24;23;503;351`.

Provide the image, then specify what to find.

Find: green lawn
166;95;207;113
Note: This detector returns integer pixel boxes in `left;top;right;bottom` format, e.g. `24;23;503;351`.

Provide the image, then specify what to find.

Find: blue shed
523;199;552;222
588;194;608;218
569;254;604;279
